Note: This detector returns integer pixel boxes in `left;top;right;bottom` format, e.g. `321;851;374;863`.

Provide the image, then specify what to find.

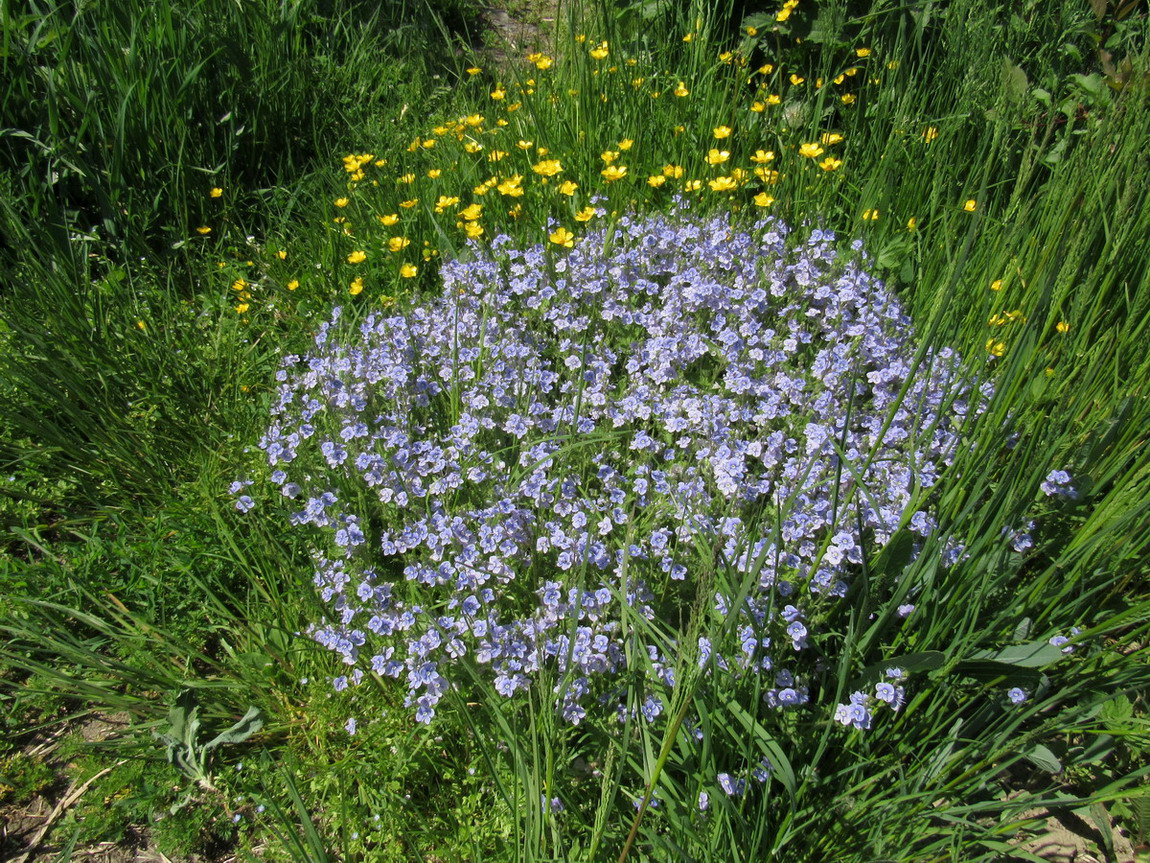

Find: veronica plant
251;200;992;742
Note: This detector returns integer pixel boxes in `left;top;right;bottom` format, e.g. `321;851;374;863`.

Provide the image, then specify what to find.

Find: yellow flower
776;7;792;22
986;338;1006;357
388;237;412;252
923;126;939;142
682;32;693;42
750;149;775;163
497;175;525;196
574;33;586;43
820;132;844;145
754;167;780;183
751;101;766;112
527;52;553;70
550;226;575;247
746;25;759;35
398;173;415;184
235;303;250;314
463;140;483;154
618;139;634;150
818;156;842;171
706;148;731;165
719;51;735;64
558;180;578;196
210;187;223;198
767;93;781;105
464;113;484;127
799;142;825;158
196;226;211;235
713;125;733;139
833;73;845;85
463;221;485;239
533;159;564;177
601;150;619;165
427;168;442;179
490;86;506;100
684;179;703;191
458;203;483;221
963;199;977;212
758;63;774;75
790;73;805;85
231;279;247;292
349;277;364;295
379;213;400;226
647;174;667;187
601;164;628;182
708;176;737;192
841;93;856;105
1055;320;1070;333
287;279;299;291
434;195;461;213
335;197;350;207
574;206;596;222
400;263;418;278
589;41;609;60
422;138;437;149
466;66;482;75
136;320;147;330
673;81;690;97
845;66;860;76
517;139;534;150
662;164;685;178
347;250;367;264
856;47;872;58
990;279;1003;291
907;217;918;231
862;208;879;220
753;192;775;207
276;249;288;260
487;150;509;162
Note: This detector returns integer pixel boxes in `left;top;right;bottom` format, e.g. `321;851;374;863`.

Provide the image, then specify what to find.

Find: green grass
2;0;1149;860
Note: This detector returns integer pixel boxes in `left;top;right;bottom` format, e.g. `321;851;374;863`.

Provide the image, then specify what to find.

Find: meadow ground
1;0;1149;860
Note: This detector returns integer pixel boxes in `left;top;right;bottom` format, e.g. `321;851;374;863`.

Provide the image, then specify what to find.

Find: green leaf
203;705;263;752
1025;743;1062;773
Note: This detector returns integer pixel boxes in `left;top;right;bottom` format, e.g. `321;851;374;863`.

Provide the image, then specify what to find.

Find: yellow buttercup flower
818;156;842;171
335;197;349;207
648;174;667;187
574;206;596;222
820;132;844;145
349;277;364;295
963;199;977;212
754;167;780;183
558;180;578;196
497;175;525;196
856;47;872;58
550;226;575;247
379;213;400;226
750;149;775;163
398;173;415;184
235;302;250;314
400;263;418;278
427;168;442;179
490;86;506;100
753;192;775;207
1055;321;1070;333
463;221;484;239
466;66;482;76
990;279;1003;291
601;165;628;181
907;217;918;231
463;140;483;154
276;249;287;260
790;73;805;85
601;150;619;165
767;93;782;105
841;93;856;105
287;279;299;291
662;164;685;178
684;179;703;191
618;138;634;151
196;226;211;235
986;338;1006;357
673;81;690;97
434;195;461;213
527;52;553;70
517;139;534;150
347;250;367;264
388;236;411;252
458;203;483;221
210;187;223;198
862;208;880;220
799;142;825;158
708;176;736;192
589;41;609;60
533;159;564;177
487;150;509;163
706;149;731;165
923;126;939;142
751;102;766;112
713;125;733;139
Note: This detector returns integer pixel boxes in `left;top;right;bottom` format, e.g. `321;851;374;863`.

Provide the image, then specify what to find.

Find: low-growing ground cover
2;0;1149;860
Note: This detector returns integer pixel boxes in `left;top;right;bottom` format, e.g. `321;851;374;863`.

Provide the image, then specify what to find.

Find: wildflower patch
257;205;990;727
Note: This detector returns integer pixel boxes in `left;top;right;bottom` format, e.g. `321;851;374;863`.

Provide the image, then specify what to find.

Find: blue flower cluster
258;205;989;726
